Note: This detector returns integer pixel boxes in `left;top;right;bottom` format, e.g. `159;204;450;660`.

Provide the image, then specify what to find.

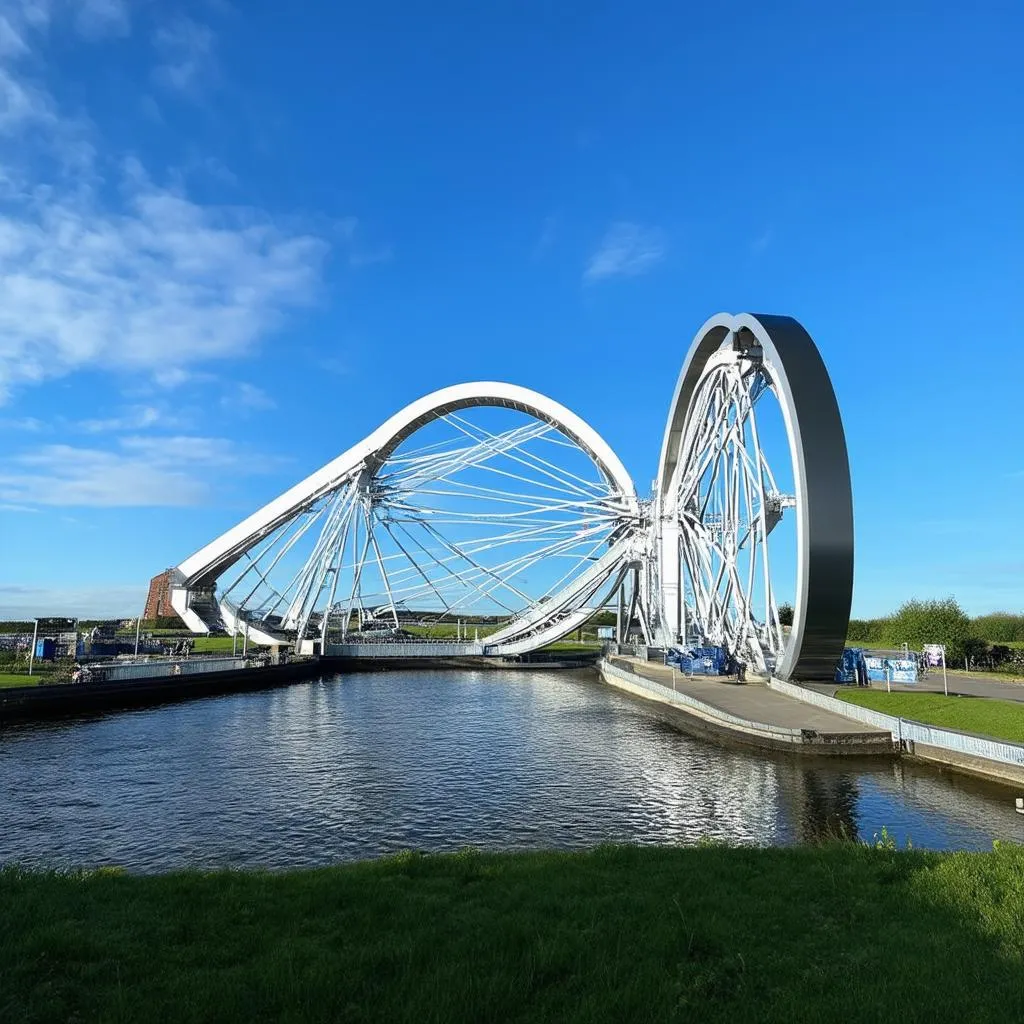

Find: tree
887;597;972;664
847;618;888;644
778;603;794;627
972;612;1024;643
963;637;989;668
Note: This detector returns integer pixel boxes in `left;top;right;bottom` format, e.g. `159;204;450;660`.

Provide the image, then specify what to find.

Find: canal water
1;670;1021;872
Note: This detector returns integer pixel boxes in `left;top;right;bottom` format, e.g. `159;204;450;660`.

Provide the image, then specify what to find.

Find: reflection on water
0;670;1021;873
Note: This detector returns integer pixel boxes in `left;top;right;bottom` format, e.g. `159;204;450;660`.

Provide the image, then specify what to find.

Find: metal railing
598;658;808;740
89;656;250;683
767;676;1024;768
325;642;485;658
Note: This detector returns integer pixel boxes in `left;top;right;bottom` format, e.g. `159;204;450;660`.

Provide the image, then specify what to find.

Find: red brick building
144;569;180;622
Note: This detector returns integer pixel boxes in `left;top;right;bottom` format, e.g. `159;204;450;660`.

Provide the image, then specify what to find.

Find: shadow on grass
2;842;1023;1023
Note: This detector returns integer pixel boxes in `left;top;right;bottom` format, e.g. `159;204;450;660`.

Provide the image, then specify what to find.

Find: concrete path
609;657;887;736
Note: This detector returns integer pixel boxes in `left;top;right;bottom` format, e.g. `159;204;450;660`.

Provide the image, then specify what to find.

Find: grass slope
838;690;1024;743
191;636;237;653
0;672;55;689
3;843;1024;1023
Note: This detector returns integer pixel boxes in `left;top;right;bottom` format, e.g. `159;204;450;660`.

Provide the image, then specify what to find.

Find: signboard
597;626;614;639
888;658;917;684
864;655;917;684
923;644;945;667
864;656;886;682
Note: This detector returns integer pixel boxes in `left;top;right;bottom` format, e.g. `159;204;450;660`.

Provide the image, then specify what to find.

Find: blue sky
0;0;1021;620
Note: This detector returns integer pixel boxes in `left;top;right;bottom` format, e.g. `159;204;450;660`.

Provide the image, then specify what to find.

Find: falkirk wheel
169;313;853;681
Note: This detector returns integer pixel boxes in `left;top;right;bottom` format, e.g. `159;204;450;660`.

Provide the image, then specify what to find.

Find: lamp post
28;618;38;676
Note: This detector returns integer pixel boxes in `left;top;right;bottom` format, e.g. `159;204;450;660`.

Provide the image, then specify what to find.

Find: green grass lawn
2;843;1023;1023
191;636;238;653
837;689;1024;743
0;671;55;689
0;672;36;688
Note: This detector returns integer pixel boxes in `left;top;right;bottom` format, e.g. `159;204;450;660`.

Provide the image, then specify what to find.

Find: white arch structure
169;314;853;678
653;313;853;680
171;382;645;657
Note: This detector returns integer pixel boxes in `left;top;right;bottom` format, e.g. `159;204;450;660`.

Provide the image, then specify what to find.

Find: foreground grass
838;689;1024;743
3;844;1024;1023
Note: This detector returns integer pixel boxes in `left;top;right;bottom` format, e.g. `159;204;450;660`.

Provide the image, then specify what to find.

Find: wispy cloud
152;15;218;96
0;415;45;431
750;228;773;255
0;166;327;403
78;405;173;433
584;221;666;283
221;381;275;413
0;7;329;406
0;435;254;507
75;0;131;40
532;214;558;260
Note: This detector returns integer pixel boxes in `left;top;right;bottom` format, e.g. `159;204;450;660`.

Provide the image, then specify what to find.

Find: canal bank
768;676;1024;788
598;656;894;756
0;652;600;725
0;658;325;724
597;655;1024;787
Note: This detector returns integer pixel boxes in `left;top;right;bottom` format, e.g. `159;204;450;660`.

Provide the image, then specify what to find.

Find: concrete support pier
599;656;893;756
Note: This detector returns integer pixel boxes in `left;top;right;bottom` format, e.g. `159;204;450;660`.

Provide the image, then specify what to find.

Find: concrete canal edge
597;657;894;756
766;676;1024;788
0;659;327;725
0;652;602;725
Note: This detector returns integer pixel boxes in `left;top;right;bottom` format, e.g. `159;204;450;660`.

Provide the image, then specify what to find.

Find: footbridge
169;313;853;681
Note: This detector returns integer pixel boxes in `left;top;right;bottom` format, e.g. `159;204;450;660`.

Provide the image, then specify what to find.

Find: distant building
144;569;180;621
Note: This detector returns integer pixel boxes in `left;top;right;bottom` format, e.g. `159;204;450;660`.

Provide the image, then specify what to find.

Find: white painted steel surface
172;382;642;656
167;313;854;670
654;314;853;681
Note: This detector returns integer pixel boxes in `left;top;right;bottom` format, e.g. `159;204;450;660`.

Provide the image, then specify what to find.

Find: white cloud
0;4;329;405
584;221;666;282
78;404;168;432
0;12;30;56
0;414;44;429
152;15;217;95
0;164;327;402
0;434;250;506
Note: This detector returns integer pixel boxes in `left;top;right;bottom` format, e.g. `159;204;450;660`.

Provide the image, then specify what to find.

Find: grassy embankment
2;842;1023;1023
838;690;1024;744
0;672;50;689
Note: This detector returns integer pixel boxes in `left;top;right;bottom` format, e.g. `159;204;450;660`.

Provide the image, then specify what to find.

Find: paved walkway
608;657;887;736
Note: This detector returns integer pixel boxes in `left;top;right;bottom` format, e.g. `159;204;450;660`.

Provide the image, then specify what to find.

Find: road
863;671;1024;703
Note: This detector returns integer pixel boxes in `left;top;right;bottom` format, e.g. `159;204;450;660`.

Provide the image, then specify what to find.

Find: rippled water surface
1;670;1022;872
